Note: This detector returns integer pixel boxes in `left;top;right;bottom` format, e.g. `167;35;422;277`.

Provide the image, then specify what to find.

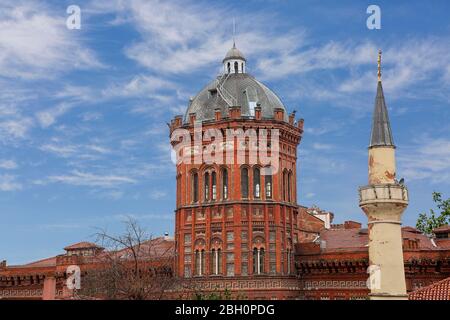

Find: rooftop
409;276;450;300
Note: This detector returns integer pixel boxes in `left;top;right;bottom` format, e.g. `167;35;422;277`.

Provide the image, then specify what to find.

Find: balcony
359;184;408;206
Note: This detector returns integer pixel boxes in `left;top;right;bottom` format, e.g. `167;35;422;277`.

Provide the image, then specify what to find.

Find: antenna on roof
232;17;236;47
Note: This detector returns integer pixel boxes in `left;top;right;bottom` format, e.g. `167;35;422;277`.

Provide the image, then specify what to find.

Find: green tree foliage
416;192;450;236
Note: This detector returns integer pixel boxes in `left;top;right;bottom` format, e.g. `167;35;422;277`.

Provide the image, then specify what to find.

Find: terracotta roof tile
433;225;450;233
409;277;450;300
314;226;442;253
64;242;101;251
20;256;57;268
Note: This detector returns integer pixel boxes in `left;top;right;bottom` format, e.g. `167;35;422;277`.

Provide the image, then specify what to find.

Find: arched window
227;62;231;73
259;248;265;274
211;172;217;201
234;61;238;73
195;249;205;276
253;248;265;274
282;170;287;201
241;62;244;73
176;175;181;206
241;167;249;198
211;248;222;275
253;167;261;198
265;171;272;199
287;249;292;274
204;172;210;201
222;168;228;200
287;171;292;202
192;172;198;203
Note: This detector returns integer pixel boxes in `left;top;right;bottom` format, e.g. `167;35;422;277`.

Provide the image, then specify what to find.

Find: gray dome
223;45;246;62
184;73;288;123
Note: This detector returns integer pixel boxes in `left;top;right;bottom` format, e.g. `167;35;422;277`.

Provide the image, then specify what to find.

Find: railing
359;184;408;203
216;73;237;107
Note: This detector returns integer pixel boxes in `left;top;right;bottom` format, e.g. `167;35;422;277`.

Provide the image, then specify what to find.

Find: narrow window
282;171;287;201
211;249;217;275
253;248;258;274
176;175;181;206
204;172;210;201
287;249;291;274
218;249;222;274
265;173;272;199
259;248;265;274
222;168;228;200
234;61;238;73
227;62;231;73
201;250;205;275
192;172;198;203
287;171;292;202
211;172;217;201
241;167;249;198
195;250;200;275
253;167;260;198
253;248;264;274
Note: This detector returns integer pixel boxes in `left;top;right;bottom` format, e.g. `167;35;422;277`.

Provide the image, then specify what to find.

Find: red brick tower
169;44;304;298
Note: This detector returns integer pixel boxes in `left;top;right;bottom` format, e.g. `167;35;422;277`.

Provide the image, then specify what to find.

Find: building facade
169;43;305;298
1;45;450;300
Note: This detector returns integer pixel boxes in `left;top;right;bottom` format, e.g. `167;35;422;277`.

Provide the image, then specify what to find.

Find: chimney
274;108;284;121
215;108;221;121
189;112;196;125
255;105;262;120
297;118;304;130
229;106;241;119
289;111;296;125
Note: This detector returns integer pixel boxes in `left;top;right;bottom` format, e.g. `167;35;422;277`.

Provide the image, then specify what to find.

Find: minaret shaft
368;146;396;184
359;50;408;300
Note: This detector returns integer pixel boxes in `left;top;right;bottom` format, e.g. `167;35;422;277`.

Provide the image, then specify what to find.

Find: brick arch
210;237;223;250
252;235;266;249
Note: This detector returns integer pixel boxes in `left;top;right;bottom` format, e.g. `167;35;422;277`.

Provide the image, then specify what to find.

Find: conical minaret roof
369;50;395;148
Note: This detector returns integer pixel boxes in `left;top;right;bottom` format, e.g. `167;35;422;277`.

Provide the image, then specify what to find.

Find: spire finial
377;49;382;82
232;18;236;48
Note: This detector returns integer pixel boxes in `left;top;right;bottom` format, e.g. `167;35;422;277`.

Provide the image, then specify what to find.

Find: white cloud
36;103;74;128
0;117;33;142
81;112;103;122
47;170;136;188
399;138;450;184
150;190;167;200
40;143;111;159
103;75;175;98
0;160;18;170
88;0;302;75
305;192;316;199
0;174;22;191
0;1;103;79
312;143;334;150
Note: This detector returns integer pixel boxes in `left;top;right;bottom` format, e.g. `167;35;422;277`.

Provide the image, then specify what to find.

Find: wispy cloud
0;1;103;79
0;117;33;142
0;174;22;191
312;143;334;151
0;159;18;170
399;137;450;184
46;170;136;188
40;142;111;158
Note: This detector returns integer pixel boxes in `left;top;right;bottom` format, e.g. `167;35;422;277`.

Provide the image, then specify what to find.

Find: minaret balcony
359;184;408;207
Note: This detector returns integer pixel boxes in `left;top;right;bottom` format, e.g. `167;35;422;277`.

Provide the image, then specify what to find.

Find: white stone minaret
359;50;409;300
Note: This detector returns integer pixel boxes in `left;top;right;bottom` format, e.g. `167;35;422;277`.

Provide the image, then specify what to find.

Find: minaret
359;50;409;300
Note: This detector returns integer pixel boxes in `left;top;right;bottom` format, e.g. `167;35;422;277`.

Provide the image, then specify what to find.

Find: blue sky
0;0;449;264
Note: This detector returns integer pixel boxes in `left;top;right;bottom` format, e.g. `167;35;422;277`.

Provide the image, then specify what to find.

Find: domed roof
184;73;288;123
223;43;246;62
